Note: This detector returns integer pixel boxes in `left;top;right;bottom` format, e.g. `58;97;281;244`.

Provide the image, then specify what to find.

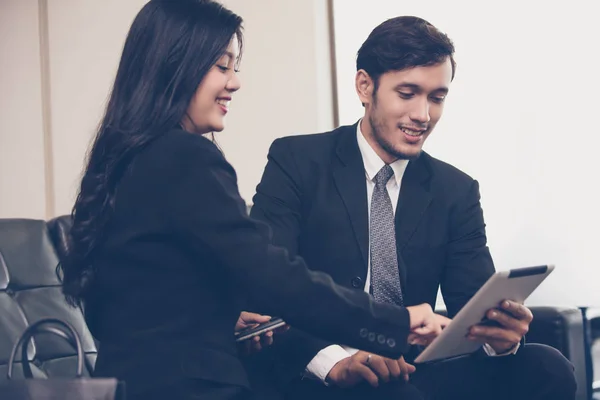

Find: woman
58;1;443;399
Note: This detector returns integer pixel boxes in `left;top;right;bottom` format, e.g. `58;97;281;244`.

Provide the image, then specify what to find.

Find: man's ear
355;69;374;107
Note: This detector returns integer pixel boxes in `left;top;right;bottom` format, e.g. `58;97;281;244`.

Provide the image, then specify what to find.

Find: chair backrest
0;218;97;380
46;215;73;268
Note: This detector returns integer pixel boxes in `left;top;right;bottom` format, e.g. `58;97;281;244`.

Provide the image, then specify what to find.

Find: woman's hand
406;304;451;346
236;311;289;355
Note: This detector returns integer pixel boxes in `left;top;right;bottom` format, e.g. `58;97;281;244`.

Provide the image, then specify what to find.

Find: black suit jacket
86;129;414;398
250;122;496;385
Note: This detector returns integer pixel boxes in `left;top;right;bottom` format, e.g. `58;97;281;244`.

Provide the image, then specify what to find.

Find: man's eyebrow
394;83;449;94
394;83;421;91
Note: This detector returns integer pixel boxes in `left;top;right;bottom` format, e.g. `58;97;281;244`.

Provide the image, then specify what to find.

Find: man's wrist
483;341;521;356
324;370;336;386
304;345;351;383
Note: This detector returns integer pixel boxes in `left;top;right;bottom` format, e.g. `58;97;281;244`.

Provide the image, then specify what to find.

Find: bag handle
7;318;84;380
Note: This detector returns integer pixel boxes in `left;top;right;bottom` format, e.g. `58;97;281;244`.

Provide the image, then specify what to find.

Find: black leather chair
528;307;590;400
583;307;600;399
0;218;97;381
0;215;593;399
46;214;72;269
433;306;589;399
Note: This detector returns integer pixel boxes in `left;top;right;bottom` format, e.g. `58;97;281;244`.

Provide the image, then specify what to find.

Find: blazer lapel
395;155;433;250
333;124;369;268
394;155;433;294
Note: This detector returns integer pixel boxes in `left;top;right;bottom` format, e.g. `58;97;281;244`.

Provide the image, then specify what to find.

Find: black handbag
0;318;125;399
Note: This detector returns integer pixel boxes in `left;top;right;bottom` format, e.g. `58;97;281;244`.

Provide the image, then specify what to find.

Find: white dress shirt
304;122;408;382
304;121;517;383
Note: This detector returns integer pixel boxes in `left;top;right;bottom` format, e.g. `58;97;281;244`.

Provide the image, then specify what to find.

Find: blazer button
359;328;368;338
387;338;396;348
350;276;363;288
368;332;376;342
377;334;386;344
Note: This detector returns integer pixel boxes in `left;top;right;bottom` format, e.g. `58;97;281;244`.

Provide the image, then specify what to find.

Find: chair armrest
528;306;588;400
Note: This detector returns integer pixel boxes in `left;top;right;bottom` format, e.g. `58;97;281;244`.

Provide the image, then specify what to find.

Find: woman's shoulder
159;129;220;152
124;129;231;199
145;129;225;167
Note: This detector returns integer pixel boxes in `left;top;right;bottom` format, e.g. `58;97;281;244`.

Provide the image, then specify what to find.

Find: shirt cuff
482;341;521;356
304;345;352;384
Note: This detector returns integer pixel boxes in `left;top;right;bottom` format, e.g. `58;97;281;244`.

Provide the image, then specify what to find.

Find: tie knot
374;164;394;187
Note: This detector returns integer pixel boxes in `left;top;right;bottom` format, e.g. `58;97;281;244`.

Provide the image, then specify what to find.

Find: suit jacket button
368;332;376;342
377;334;386;344
387;338;396;348
351;276;363;288
359;328;368;338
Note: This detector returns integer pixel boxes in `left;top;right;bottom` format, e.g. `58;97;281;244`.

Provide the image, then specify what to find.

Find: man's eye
398;92;414;99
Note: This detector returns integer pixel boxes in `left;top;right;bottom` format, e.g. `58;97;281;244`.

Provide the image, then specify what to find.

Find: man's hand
235;312;287;355
396;356;416;382
326;351;416;388
406;304;451;346
467;300;532;354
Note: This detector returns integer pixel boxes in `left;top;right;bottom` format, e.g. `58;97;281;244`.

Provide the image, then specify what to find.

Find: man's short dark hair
356;16;456;87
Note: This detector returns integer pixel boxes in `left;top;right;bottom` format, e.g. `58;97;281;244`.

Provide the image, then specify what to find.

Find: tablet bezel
414;264;555;364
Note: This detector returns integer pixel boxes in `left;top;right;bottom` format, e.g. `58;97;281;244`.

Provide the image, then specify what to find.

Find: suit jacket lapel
394;155;433;294
395;155;433;251
332;126;434;284
333;124;369;269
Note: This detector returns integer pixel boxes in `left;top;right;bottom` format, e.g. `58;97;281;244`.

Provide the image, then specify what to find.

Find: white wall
332;0;600;306
217;0;334;202
0;0;333;217
0;0;47;219
4;0;596;306
46;0;149;216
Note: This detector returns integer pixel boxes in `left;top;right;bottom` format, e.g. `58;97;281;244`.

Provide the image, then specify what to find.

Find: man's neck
359;118;397;165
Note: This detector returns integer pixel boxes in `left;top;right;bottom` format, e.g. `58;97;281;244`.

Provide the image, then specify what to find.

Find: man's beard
368;113;422;161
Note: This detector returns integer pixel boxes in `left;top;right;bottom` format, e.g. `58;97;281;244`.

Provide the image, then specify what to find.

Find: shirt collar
356;119;408;186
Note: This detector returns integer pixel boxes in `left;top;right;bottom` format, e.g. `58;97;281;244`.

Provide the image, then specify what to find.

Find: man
249;16;576;400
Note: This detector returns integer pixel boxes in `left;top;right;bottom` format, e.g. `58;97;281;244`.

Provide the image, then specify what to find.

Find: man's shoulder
420;152;477;190
423;153;473;179
269;124;355;156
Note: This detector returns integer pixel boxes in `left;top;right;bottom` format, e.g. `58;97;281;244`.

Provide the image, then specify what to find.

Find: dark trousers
130;379;250;400
283;344;577;400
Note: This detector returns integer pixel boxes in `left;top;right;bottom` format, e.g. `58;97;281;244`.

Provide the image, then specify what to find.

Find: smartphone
234;317;286;342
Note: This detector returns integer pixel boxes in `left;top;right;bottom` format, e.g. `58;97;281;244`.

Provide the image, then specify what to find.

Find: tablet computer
414;265;555;364
234;317;286;342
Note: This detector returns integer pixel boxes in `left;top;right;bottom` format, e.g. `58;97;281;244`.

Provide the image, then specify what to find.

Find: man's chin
375;134;423;161
397;150;422;161
386;146;423;161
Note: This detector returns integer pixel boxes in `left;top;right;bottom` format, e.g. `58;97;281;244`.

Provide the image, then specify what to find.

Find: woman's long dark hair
59;0;243;307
